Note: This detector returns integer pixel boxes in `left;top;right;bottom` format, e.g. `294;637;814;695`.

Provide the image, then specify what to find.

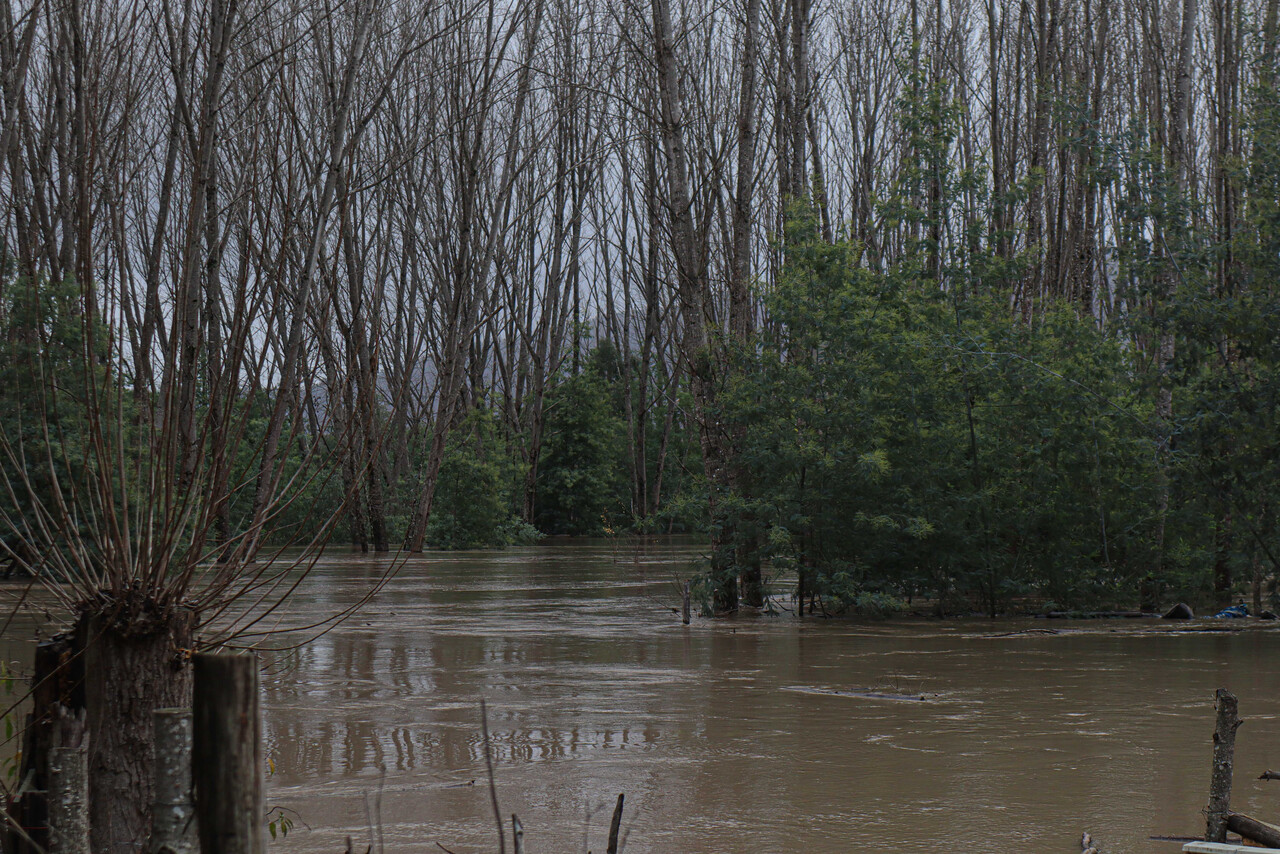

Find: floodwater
267;541;1280;851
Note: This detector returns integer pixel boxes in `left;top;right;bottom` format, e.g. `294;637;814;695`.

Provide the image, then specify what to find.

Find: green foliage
719;62;1280;613
210;390;344;548
426;409;536;549
805;564;908;618
1153;69;1280;602
708;56;1280;615
534;351;627;535
0;272;344;564
265;806;300;840
633;384;705;535
724;206;1159;614
0;275;112;565
946;301;1158;609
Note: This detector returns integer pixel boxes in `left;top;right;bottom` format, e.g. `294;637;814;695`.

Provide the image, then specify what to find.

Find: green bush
534;360;626;535
426;409;535;549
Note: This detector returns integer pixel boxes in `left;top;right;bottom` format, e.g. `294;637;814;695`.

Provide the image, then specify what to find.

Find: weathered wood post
511;814;523;854
1205;688;1241;842
681;581;691;625
47;745;88;854
8;634;86;854
151;708;196;854
193;653;264;854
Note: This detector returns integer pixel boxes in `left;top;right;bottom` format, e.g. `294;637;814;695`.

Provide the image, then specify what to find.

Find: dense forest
3;0;1280;618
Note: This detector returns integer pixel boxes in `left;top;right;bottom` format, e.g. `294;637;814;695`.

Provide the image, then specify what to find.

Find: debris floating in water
781;685;936;702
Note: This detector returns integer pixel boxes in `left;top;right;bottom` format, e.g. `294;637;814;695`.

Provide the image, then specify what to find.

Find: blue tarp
1212;604;1249;619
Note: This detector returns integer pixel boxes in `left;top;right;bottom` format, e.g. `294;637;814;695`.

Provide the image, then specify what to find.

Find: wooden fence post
152;708;196;854
682;581;691;625
193;653;264;854
47;745;88;854
7;633;85;854
1206;688;1241;842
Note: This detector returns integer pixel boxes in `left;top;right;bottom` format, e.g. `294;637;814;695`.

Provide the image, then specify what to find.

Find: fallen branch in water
990;628;1060;637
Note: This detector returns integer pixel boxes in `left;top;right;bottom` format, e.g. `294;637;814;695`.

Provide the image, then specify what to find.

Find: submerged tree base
80;600;195;854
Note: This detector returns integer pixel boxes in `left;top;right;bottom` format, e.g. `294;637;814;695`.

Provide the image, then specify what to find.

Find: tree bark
1154;0;1199;594
1214;508;1233;608
730;0;760;343
1264;0;1279;77
8;631;85;854
83;608;195;854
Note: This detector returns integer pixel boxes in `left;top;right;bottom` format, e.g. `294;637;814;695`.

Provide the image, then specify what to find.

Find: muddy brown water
253;539;1280;854
2;539;1278;853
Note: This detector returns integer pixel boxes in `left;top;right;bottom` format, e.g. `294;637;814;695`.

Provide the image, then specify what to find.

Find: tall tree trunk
406;0;546;551
651;0;736;611
1264;0;1279;75
83;607;195;854
250;1;373;554
789;0;809;198
1214;508;1233;608
733;0;764;608
807;106;833;243
172;0;237;496
1021;0;1057;319
1152;0;1198;598
987;0;1007;258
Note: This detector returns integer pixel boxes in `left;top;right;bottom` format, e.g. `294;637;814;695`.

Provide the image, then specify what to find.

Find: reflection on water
252;539;1280;853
